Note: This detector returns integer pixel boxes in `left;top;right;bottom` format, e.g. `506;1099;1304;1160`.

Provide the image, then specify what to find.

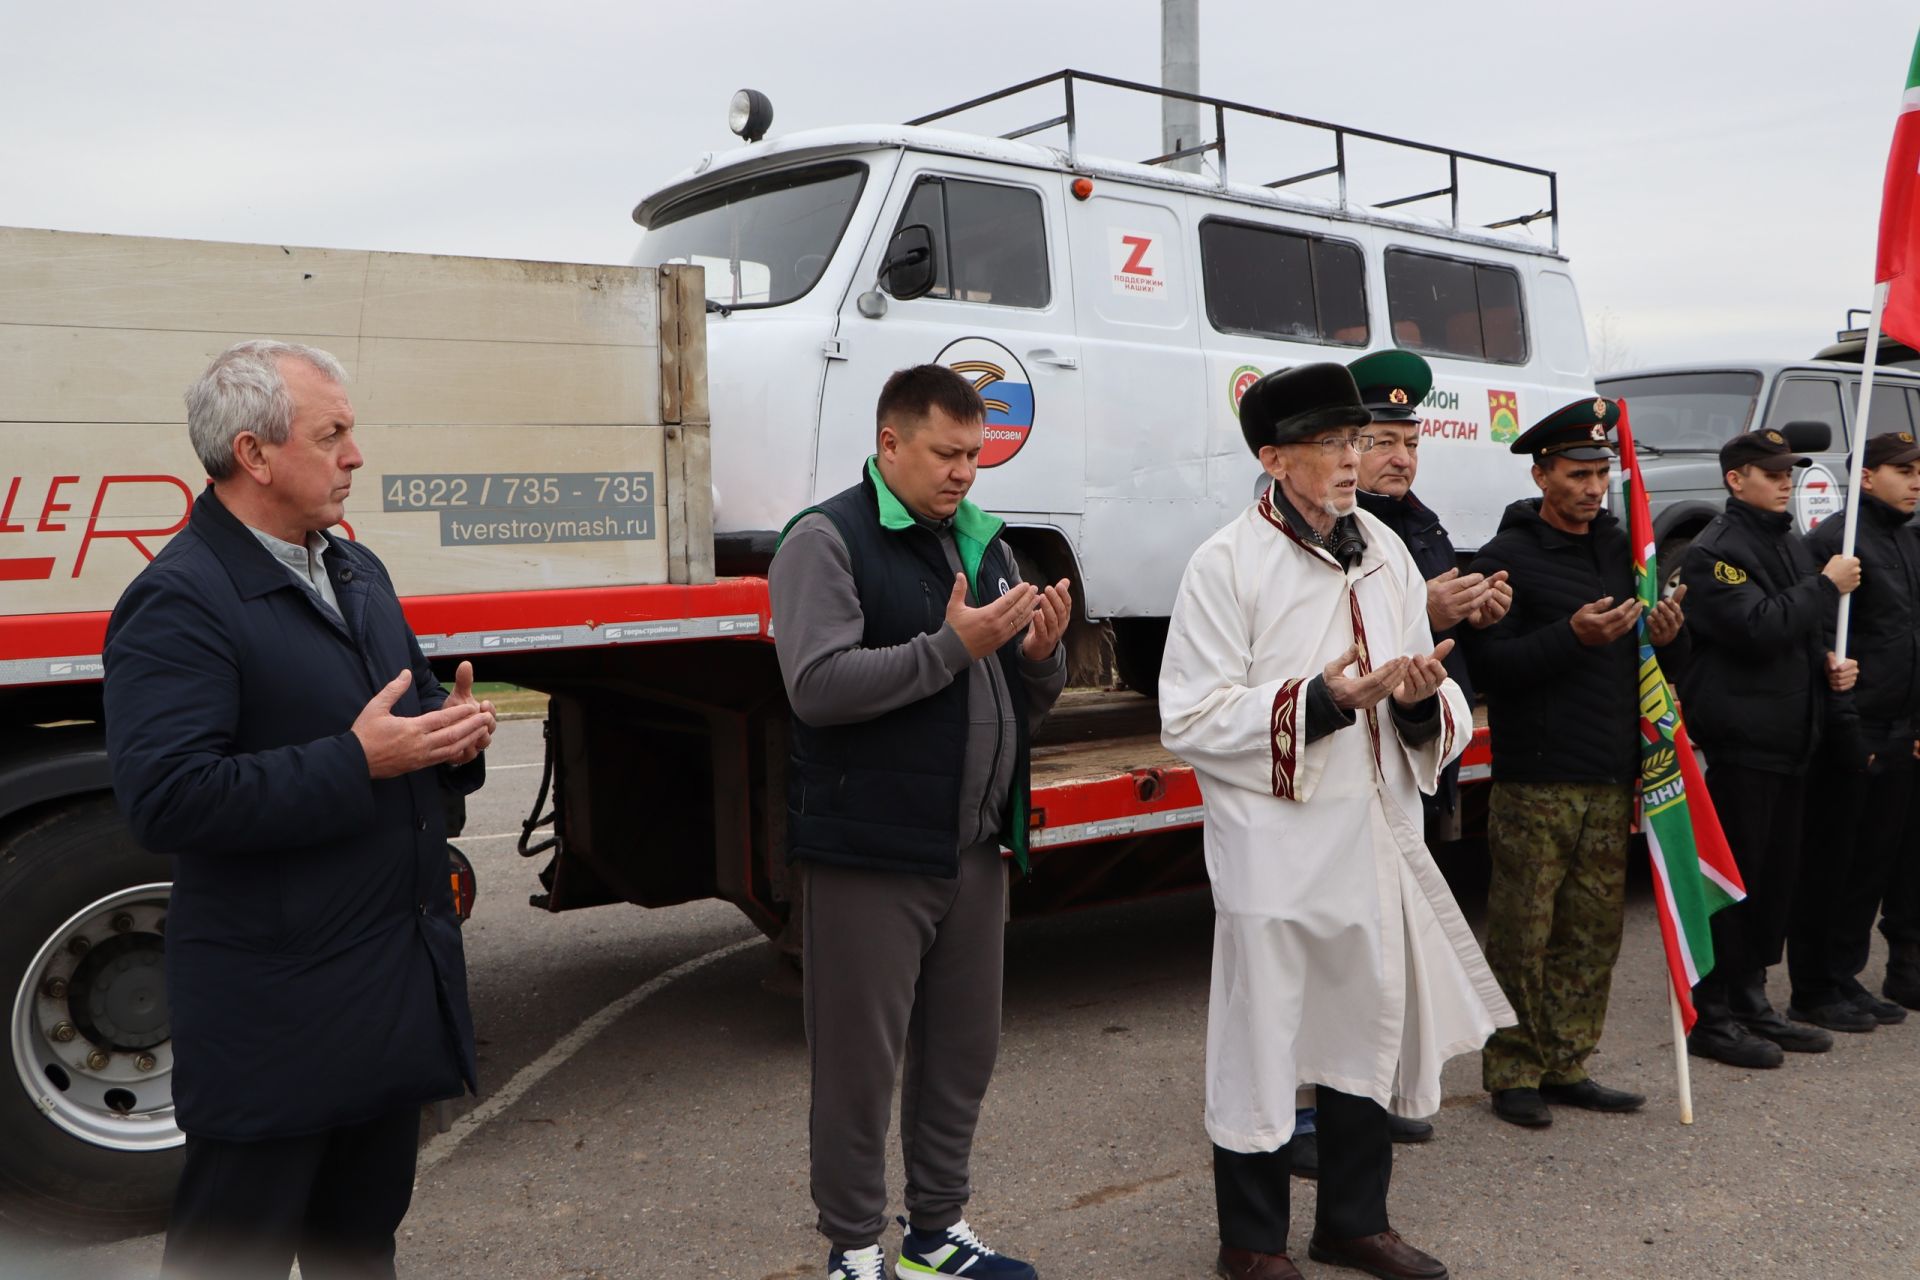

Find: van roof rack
907;69;1559;251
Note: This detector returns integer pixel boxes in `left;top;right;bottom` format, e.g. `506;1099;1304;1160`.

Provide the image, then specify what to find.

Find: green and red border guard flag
1617;402;1745;1031
1879;32;1920;347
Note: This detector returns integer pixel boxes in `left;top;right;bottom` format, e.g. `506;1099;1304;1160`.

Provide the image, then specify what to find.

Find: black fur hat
1238;363;1372;455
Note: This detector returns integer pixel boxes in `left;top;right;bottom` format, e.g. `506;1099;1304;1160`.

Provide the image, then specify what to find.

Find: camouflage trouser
1481;780;1633;1092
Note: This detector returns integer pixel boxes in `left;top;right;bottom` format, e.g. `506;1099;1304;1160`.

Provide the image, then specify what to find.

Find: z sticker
1713;560;1748;586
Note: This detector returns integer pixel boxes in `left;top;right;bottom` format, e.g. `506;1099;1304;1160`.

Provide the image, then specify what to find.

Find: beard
1322;489;1358;518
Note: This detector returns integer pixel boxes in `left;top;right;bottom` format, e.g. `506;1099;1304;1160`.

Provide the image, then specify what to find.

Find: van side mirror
1780;420;1833;453
881;224;936;301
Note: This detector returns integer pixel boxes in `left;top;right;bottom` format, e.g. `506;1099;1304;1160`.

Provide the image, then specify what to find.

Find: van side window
1766;377;1847;448
1198;220;1367;345
892;177;1050;308
1385;249;1529;364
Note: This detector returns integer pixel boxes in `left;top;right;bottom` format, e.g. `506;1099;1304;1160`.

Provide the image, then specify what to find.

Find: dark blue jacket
1358;488;1473;813
103;488;479;1141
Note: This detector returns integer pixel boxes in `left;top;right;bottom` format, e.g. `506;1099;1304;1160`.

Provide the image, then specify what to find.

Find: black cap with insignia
1346;349;1433;422
1510;396;1621;461
1864;430;1920;468
1237;362;1372;454
1719;428;1812;473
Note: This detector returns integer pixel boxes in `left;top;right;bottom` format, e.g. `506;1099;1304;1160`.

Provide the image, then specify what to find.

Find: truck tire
1657;534;1693;599
0;797;180;1239
1112;618;1168;697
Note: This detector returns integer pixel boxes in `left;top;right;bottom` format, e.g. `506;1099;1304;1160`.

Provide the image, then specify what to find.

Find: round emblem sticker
937;337;1034;468
1795;462;1840;532
1229;365;1264;417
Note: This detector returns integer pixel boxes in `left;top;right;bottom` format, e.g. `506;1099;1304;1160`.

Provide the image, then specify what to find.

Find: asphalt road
14;718;1920;1279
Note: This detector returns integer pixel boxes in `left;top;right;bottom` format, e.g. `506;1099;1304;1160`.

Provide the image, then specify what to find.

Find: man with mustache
1465;398;1684;1128
1161;363;1512;1280
1285;351;1513;1178
769;363;1070;1280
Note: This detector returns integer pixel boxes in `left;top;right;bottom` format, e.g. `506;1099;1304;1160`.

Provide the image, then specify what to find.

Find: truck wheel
1112;618;1169;697
0;797;180;1239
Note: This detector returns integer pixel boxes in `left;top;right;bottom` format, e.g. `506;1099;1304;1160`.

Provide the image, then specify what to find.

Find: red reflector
448;845;477;923
1070;177;1094;201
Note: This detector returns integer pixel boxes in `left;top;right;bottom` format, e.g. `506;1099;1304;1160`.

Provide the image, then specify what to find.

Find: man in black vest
769;364;1070;1280
1790;430;1920;1030
1679;429;1860;1067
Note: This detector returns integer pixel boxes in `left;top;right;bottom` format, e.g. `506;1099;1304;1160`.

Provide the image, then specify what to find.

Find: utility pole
1161;0;1202;174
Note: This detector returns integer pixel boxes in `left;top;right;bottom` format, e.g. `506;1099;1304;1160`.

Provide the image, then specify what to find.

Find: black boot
1885;941;1920;1011
1690;980;1784;1068
1732;973;1835;1052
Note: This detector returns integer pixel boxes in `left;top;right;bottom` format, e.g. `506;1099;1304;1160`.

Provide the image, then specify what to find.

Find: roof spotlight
728;89;773;143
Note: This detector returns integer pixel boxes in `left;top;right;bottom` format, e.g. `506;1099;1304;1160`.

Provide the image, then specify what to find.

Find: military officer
1678;428;1860;1067
1464;398;1685;1128
1352;349;1511;829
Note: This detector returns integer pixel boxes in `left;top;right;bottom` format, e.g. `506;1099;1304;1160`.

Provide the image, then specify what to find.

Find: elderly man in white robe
1161;363;1514;1280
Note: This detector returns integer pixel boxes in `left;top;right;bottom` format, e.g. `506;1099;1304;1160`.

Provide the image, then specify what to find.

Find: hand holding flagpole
1836;281;1887;658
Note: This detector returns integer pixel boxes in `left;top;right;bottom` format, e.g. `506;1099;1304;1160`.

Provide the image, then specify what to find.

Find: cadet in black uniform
1678;429;1861;1068
1789;430;1920;1029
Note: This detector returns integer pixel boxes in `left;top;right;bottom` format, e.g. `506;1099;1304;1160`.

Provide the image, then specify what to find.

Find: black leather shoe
1387;1114;1434;1143
1788;1000;1877;1033
1308;1228;1449;1279
1538;1079;1646;1112
1490;1087;1551;1127
1846;988;1908;1025
1288;1130;1319;1180
1738;1005;1835;1052
1218;1246;1305;1279
1688;1018;1784;1068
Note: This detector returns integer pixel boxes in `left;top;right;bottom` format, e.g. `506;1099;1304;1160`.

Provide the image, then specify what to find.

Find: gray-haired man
104;340;495;1278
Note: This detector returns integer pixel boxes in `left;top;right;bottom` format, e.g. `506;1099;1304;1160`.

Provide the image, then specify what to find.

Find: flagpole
1667;985;1694;1125
1836;279;1891;656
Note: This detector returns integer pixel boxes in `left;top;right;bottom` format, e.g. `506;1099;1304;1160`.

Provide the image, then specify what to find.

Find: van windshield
1595;371;1762;451
638;161;868;309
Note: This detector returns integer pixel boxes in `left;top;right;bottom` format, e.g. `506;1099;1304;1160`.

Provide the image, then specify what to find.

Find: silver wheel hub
11;884;182;1152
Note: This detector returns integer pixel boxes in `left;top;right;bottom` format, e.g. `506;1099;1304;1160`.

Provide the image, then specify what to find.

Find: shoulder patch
1712;560;1748;586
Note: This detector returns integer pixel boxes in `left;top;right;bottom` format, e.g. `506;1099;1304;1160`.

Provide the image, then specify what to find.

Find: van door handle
1028;349;1078;370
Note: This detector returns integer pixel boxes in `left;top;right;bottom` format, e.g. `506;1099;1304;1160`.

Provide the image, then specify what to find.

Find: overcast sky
5;0;1915;369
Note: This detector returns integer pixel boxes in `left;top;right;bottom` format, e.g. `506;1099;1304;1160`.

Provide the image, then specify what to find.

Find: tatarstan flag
1880;30;1920;347
1617;401;1746;1031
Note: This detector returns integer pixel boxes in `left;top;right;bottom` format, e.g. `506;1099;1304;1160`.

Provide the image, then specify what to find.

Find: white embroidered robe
1160;486;1515;1153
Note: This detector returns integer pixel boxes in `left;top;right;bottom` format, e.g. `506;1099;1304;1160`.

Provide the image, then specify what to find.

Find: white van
631;72;1598;684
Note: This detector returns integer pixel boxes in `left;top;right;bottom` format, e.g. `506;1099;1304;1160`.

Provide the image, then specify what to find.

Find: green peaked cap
1510;396;1621;460
1346;349;1432;422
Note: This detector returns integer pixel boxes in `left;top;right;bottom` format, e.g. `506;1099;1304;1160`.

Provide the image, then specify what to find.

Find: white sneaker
830;1243;887;1280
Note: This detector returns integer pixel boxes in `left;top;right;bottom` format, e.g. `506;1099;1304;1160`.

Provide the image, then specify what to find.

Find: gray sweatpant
803;843;1007;1250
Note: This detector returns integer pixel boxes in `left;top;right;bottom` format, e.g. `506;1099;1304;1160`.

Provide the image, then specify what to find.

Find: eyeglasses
1305;434;1376;454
